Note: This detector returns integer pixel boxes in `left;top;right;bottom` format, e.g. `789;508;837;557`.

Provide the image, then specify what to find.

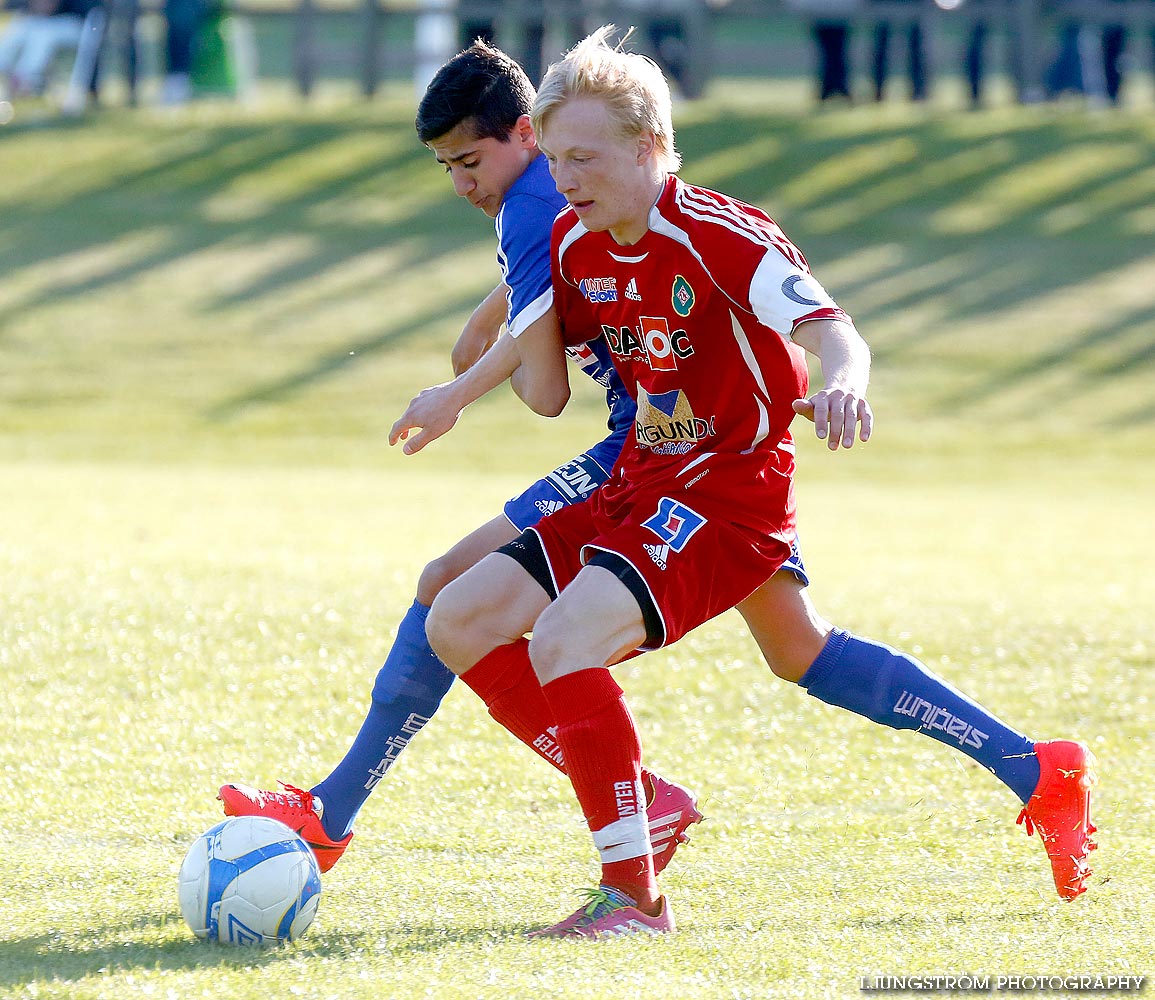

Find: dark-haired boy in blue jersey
218;40;704;873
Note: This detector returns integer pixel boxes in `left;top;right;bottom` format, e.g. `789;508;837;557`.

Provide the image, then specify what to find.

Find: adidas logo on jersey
536;499;566;515
625;277;642;301
645;543;670;570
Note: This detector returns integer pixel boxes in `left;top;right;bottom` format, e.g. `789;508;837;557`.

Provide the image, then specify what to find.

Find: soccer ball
178;816;322;945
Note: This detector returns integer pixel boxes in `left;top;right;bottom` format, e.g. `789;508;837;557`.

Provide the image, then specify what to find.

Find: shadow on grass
1;106;1152;430
0;115;489;338
203;291;486;422
0;912;531;990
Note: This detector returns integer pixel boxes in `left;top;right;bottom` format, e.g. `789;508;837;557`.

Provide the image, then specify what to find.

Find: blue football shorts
503;435;622;533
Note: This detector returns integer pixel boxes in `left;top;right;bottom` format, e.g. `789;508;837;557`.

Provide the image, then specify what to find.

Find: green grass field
1;90;1153;999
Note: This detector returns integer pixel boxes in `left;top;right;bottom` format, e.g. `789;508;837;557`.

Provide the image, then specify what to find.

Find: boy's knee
424;584;467;669
416;553;457;606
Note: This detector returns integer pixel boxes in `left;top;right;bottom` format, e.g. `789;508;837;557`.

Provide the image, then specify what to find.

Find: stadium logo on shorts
671;275;695;317
642;497;707;553
579;276;618;303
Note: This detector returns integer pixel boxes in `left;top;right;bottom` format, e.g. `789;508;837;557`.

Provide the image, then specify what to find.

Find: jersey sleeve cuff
789;307;851;338
507;288;553;339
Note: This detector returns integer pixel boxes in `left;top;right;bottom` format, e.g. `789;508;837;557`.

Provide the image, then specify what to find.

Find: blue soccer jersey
498;155;636;530
497;155;632;426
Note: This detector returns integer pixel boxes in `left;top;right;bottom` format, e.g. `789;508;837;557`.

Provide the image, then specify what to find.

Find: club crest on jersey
671;275;695;317
579;276;618;303
642;497;707;553
635;385;716;455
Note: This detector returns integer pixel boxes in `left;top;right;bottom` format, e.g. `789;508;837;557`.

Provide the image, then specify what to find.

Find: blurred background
2;0;1154;118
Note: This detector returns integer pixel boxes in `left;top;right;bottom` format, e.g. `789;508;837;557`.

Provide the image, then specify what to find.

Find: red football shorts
528;475;794;650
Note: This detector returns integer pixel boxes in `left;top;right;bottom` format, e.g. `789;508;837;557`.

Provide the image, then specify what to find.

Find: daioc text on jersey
601;321;695;371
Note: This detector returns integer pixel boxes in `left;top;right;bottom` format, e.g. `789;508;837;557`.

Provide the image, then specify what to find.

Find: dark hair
415;40;536;144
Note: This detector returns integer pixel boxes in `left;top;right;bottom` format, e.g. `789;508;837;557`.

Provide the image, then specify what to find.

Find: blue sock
311;600;455;839
800;629;1040;803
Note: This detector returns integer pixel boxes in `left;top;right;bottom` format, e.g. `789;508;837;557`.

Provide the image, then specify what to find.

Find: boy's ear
637;130;656;165
515;114;536;147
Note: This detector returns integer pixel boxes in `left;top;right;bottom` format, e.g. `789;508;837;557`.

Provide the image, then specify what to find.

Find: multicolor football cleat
646;772;704;874
528;885;675;939
218;781;352;874
1016;739;1099;900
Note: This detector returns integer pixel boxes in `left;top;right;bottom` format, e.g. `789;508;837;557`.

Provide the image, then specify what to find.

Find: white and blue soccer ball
178;816;322;945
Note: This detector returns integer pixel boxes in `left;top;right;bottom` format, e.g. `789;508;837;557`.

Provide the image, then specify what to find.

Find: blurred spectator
0;0;99;98
813;18;853;100
622;0;702;96
870;0;928;100
457;4;544;84
458;13;494;50
1044;20;1084;97
1100;18;1127;105
160;0;206;103
963;18;988;107
788;0;861;101
1044;10;1128;106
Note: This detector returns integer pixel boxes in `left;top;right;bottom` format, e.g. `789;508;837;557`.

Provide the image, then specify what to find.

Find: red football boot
218;781;352;874
1016;740;1099;900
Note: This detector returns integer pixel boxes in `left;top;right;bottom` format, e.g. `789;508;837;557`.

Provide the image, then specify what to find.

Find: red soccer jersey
551;175;850;536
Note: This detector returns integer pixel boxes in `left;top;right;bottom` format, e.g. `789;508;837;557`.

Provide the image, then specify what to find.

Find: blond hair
532;26;681;172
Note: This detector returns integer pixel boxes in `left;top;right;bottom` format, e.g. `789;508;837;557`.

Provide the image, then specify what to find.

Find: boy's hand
793;388;873;450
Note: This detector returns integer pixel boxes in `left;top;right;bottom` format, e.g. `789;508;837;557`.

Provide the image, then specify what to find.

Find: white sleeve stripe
675;195;808;272
507;287;553;339
677;186;789;252
676;186;808;270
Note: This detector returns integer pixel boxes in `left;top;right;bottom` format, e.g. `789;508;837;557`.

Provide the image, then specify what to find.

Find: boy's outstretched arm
390;308;569;455
452;282;508;376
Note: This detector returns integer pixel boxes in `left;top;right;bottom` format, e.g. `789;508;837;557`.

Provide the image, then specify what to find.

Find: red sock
542;668;657;910
458;639;565;772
